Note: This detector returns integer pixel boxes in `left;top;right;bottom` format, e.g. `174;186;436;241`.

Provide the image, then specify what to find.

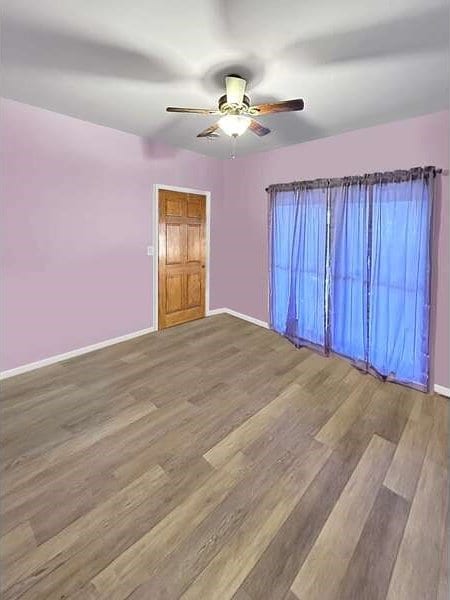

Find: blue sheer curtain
268;168;435;391
369;176;432;389
269;186;327;352
329;182;369;366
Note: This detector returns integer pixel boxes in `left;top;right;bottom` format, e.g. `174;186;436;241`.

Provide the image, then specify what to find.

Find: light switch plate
147;246;154;256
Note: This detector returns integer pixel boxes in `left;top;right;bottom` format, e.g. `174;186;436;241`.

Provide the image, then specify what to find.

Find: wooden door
158;189;206;329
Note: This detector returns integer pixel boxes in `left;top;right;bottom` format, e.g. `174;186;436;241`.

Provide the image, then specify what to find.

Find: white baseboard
207;307;269;329
0;327;156;380
206;308;227;317
223;308;269;329
434;384;450;398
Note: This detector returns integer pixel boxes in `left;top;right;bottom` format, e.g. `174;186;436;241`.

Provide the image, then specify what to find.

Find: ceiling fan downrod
230;134;239;159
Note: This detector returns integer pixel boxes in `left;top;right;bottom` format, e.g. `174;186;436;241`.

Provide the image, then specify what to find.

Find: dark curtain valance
266;166;441;193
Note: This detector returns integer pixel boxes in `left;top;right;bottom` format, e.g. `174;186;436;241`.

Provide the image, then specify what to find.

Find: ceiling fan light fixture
218;114;251;137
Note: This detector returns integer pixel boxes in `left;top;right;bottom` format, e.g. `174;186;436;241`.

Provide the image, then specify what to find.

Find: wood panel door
158;189;206;329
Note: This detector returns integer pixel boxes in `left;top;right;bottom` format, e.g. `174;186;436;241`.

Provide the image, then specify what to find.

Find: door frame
152;184;211;331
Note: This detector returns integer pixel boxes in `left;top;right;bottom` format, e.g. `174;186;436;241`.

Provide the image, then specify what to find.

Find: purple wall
223;111;449;388
1;100;448;387
1;99;226;370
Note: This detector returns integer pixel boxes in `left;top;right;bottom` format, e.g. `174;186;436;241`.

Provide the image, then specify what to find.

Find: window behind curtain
268;168;435;391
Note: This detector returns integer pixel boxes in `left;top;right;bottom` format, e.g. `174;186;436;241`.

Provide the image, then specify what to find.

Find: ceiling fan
166;75;304;139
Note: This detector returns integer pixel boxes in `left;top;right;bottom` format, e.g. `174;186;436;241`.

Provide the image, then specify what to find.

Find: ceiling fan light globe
218;115;251;137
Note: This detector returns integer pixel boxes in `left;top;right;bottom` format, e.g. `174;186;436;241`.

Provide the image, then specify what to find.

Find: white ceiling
2;0;449;158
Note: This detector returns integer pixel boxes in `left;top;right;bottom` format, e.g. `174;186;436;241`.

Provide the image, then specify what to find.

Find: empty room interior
1;1;449;599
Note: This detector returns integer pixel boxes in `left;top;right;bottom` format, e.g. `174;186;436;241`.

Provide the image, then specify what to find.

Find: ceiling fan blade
196;123;220;138
278;6;448;67
249;119;271;137
3;17;187;84
166;107;219;114
225;75;247;105
250;99;304;115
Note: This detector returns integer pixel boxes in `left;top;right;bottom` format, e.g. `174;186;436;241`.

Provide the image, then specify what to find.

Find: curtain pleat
329;182;369;369
269;188;328;353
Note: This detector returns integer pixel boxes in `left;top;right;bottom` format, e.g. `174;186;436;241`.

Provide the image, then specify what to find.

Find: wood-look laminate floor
1;314;448;600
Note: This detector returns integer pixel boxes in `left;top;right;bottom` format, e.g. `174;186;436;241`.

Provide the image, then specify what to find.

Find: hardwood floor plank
1;396;158;499
330;384;413;476
315;376;378;447
1;399;191;522
385;394;448;600
203;382;302;468
232;589;253;600
337;485;410;599
366;385;413;445
126;418;320;599
437;504;449;600
3;460;212;600
384;394;433;501
425;395;448;469
290;434;396;600
66;582;100;599
2;464;169;596
386;458;448;599
239;453;353;600
181;441;331;600
90;453;248;599
1;406;191;543
0;522;36;568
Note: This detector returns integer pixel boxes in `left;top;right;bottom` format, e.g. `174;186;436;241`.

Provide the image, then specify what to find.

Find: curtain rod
265;167;445;193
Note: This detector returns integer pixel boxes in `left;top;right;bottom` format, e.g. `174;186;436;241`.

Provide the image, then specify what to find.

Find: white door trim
152;184;211;331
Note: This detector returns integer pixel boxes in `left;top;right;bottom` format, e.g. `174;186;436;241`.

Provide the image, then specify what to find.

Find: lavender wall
1;99;226;370
223;111;449;388
1;100;448;388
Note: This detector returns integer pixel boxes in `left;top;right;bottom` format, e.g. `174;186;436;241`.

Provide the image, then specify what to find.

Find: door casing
152;184;211;331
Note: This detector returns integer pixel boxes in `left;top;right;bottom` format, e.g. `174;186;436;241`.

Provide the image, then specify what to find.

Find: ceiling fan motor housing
218;94;251;114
